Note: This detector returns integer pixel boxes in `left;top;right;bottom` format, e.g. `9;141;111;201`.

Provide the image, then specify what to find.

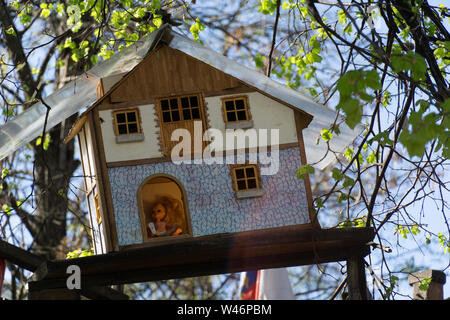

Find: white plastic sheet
0;25;167;160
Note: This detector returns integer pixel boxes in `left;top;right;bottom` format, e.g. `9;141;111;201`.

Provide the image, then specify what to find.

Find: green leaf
153;15;162;28
341;98;362;129
315;198;324;208
367;151;377;164
419;278;431;291
295;164;315;179
254;54;265;69
190;18;205;41
344;147;354;161
259;0;277;15
391;52;427;81
2;204;12;215
332;168;344;181
1;168;9;179
5;26;16;36
320;128;332;141
343;176;355;188
40;8;51;18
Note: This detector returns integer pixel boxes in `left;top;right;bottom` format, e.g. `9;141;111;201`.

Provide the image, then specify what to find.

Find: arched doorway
137;174;192;241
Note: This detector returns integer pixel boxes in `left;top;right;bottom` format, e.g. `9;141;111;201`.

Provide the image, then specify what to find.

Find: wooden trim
87;114;105;253
112;108;142;136
98;100;155;111
96;79;104;99
0;239;45;272
105;143;301;168
64;114;88;144
78;126;99;253
119;234;193;251
91;109;120;251
94;193;102;225
294;110;320;229
155;92;207;157
221;95;252;123
80;135;99;254
136;173;193;242
203;86;254;98
230;163;261;192
76;133;88;194
29;226;374;290
107;156;172;168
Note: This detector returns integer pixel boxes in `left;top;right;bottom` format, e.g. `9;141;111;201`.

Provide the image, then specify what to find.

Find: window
232;165;260;191
222;96;250;123
138;175;193;242
160;95;202;123
113;109;141;135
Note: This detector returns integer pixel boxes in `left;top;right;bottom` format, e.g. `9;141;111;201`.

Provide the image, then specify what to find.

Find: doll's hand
172;228;182;236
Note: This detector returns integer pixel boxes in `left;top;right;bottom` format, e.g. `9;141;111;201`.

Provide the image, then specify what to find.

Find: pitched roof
0;24;361;169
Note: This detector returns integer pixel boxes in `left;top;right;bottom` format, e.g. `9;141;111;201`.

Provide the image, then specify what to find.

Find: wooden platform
28;226;374;294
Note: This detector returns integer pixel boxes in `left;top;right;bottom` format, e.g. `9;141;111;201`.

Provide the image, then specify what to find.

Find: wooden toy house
0;25;361;257
60;26;360;254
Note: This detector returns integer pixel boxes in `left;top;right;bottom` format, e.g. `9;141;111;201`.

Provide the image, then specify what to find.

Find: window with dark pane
225;101;235;111
190;96;198;107
160;95;202;123
118;124;127;135
161;99;170;111
232;165;260;192
237;180;247;191
114;109;141;135
170;99;178;109
235;99;245;110
223;97;249;123
116;113;126;123
128;123;138;133
192;108;200;119
127;112;136;122
235;168;245;179
247;179;257;189
172;110;180;121
162;111;171;123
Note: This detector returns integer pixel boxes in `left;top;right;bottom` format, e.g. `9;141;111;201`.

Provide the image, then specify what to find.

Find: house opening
138;175;191;241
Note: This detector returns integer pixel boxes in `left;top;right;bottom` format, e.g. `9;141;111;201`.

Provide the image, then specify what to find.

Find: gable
99;44;245;106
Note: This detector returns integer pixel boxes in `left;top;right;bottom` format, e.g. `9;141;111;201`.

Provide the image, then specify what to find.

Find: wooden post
346;256;368;300
408;270;446;300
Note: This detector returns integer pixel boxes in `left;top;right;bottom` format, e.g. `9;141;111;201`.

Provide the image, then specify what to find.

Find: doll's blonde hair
150;196;186;233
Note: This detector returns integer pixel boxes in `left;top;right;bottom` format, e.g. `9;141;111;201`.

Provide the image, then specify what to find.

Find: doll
147;196;184;237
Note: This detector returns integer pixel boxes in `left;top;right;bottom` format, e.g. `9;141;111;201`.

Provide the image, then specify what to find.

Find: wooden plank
29;245;370;291
81;286;129;300
29;226;374;290
28;287;81;300
294;110;319;228
346;255;368;300
0;240;45;271
91;109;119;251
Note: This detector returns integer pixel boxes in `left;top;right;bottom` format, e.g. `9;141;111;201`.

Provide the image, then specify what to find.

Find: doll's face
151;203;166;221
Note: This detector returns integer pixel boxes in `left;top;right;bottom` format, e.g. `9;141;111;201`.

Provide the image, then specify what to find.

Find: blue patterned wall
108;147;310;246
